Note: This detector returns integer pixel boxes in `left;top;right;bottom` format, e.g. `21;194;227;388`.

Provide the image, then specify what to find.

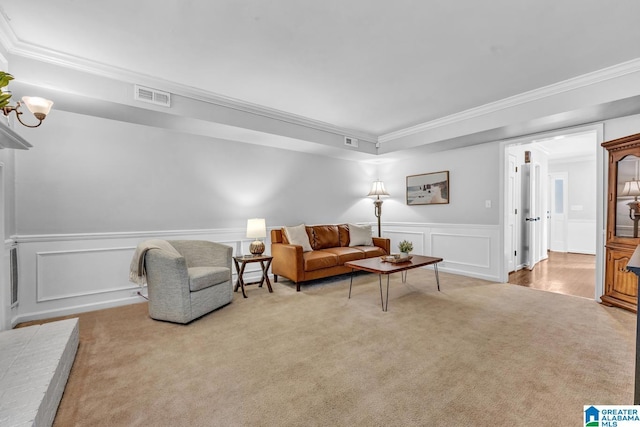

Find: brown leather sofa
271;224;391;291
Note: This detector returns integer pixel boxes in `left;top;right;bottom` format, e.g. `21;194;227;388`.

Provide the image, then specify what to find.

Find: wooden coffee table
345;255;443;311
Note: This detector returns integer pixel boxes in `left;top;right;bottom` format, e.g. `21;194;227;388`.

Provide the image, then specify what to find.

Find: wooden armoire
602;132;640;312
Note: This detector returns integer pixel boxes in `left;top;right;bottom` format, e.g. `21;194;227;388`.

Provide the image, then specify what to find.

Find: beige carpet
34;270;635;426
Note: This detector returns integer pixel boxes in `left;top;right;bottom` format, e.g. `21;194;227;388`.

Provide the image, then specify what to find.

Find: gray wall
10;108;640;237
13;110;377;235
375;142;502;225
548;159;596;221
605;115;640;141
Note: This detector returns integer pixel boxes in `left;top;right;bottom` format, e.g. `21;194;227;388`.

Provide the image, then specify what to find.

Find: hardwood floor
508;251;596;299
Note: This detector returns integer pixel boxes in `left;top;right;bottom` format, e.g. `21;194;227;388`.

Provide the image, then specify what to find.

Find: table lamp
247;218;266;255
621;180;640;238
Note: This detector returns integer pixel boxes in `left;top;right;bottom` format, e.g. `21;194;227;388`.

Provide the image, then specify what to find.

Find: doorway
509;252;595;299
504;127;601;300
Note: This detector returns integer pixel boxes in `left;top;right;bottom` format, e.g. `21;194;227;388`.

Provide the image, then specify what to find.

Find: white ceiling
1;1;640;148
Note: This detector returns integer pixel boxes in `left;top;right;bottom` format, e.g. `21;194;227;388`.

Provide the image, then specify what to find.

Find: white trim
12;296;146;325
13;223;500;323
379;58;640;143
35;246;135;303
384;222;499;230
13;228;250;243
383;230;426;236
431;233;491;269
0;16;376;144
15;225;504;244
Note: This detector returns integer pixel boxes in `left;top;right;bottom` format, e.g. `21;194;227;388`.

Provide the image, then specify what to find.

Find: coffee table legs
383;275;390;312
348;269;354;298
349;271;405;311
351;271;388;311
349;270;388;311
349;265;441;311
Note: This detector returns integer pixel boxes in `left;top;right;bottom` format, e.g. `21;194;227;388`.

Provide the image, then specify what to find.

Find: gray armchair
144;240;233;324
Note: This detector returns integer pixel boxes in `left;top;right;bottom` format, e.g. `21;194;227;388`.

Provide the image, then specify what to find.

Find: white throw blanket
129;239;181;286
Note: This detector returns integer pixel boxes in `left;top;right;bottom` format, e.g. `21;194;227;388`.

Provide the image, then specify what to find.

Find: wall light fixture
0;71;53;128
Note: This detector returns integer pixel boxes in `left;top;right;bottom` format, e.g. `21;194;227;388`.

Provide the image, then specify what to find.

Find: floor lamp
368;180;389;237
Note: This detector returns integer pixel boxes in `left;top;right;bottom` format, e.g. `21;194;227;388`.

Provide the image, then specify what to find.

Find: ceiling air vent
344;136;359;148
134;84;171;107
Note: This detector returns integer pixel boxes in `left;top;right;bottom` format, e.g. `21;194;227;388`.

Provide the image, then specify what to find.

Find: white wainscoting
383;222;501;282
13;228;271;326
567;219;597;255
13;222;502;325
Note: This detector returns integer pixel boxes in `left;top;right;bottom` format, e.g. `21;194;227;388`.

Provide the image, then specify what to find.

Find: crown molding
1;12;637;150
0;16;376;144
379;57;640;144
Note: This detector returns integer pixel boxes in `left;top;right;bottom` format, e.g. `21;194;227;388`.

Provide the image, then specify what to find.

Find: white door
549;172;568;252
522;163;542;270
507;154;518;272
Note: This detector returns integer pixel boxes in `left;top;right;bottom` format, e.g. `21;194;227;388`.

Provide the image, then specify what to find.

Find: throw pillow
348;223;373;246
283;224;313;252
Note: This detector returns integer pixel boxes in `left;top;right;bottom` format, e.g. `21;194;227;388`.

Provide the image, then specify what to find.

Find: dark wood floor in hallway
508;251;595;299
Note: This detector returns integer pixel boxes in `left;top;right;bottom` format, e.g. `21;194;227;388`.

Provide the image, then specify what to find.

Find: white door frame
500;123;605;301
507;153;518;272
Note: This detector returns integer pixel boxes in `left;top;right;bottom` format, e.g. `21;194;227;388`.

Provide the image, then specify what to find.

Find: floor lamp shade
247;218;266;255
368;180;389;198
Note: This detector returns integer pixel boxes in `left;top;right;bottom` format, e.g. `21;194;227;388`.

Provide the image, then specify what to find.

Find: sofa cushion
348;224;373;246
320;247;365;264
283;224;313;252
312;225;340;250
338;224;350;247
353;246;387;258
188;267;231;292
303;251;338;271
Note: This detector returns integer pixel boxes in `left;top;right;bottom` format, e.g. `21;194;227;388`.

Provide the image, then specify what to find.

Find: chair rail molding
12;222;500;324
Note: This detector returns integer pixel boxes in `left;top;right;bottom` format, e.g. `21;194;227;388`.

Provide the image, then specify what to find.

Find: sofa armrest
271;243;305;282
145;250;192;323
373;237;391;254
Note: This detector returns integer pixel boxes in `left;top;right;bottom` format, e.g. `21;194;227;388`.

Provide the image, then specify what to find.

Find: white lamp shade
21;96;54;116
621;181;640;197
367;180;389;197
246;218;266;239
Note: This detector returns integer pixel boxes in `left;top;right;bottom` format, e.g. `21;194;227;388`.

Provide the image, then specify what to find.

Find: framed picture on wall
406;171;450;205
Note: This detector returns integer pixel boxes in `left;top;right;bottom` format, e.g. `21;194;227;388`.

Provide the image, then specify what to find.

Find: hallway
508;251;595;299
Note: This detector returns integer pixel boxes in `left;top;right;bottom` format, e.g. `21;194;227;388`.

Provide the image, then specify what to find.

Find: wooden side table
233;255;273;298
